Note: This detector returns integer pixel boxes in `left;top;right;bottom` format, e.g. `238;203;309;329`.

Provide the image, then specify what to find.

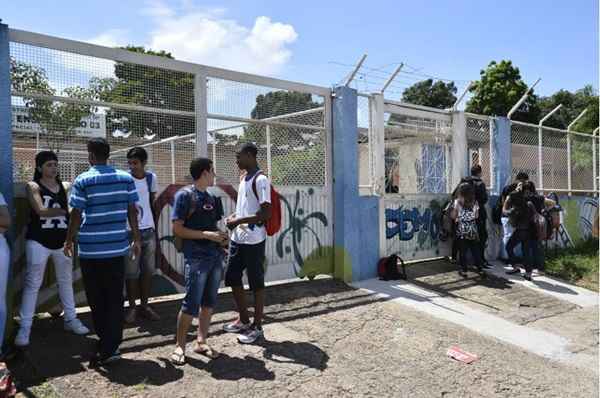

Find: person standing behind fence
451;182;485;277
170;158;228;365
64;138;141;367
223;143;272;344
498;172;529;274
0;193;11;357
124;147;160;324
14;151;90;348
503;181;554;281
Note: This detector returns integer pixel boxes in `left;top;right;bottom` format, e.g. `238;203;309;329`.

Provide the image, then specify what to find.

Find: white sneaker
64;319;90;335
237;326;264;344
14;327;31;347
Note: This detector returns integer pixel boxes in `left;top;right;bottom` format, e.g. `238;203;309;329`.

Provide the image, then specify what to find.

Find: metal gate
380;100;454;261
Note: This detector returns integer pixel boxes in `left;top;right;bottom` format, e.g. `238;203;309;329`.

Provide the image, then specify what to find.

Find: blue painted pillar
0;22;13;351
492;117;512;195
332;86;361;282
0;23;12;217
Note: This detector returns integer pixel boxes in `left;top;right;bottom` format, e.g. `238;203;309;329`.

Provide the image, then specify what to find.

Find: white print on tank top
40;195;68;229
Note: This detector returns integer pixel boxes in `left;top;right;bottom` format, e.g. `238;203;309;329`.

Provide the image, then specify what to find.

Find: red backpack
249;171;282;236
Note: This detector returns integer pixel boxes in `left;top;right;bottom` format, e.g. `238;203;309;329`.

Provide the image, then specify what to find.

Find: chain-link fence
466;114;492;189
540;126;569;191
510;121;540;186
570;131;595;192
10;32;330;189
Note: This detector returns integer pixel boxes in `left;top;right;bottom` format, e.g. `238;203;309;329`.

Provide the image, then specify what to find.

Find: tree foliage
92;46;194;141
401;79;457;109
10;58;94;151
466;60;540;123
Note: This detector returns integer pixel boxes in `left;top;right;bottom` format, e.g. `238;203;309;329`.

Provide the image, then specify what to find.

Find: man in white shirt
223;143;272;344
125;147;160;323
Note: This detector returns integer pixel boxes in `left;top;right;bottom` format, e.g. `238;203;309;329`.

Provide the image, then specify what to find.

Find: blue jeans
181;255;223;316
522;239;543;273
0;236;10;353
501;217;522;260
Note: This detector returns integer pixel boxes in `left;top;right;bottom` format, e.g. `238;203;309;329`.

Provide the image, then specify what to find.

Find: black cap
238;142;258;156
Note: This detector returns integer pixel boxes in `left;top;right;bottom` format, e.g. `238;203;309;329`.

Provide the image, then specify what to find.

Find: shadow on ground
7;279;373;392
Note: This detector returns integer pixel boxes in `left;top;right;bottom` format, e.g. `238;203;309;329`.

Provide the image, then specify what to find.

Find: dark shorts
225;241;266;291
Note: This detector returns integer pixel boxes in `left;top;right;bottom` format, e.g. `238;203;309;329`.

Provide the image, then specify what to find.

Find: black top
26;182;69;250
506;192;544;240
172;188;224;260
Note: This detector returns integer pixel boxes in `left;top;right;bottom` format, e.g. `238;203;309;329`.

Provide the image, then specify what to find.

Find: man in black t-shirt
499;172;529;270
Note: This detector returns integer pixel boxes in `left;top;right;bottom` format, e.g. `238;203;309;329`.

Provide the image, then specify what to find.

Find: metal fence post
488;117;494;192
194;72;208;157
538;125;543;190
567;131;572;196
266;125;272;178
170;140;175;183
593;128;598;193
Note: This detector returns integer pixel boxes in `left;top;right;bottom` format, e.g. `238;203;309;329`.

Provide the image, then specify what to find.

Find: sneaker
94;350;121;367
505;268;520;275
192;317;199;327
523;272;533;281
237;326;263;344
140;306;160;321
14;327;30;347
223;320;251;334
482;262;493;269
64;319;90;335
458;270;468;278
124;308;137;324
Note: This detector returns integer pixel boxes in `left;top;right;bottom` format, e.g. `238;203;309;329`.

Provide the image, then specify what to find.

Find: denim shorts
126;228;157;280
181;255;223;315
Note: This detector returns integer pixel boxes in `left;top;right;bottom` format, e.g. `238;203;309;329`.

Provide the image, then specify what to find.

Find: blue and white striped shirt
69;165;139;259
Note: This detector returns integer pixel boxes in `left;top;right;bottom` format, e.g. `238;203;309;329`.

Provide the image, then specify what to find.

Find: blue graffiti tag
386;206;439;241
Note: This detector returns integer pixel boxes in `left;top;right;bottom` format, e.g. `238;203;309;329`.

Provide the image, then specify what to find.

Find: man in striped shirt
64;137;141;367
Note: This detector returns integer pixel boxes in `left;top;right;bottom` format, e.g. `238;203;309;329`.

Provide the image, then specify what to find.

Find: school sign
11;105;106;138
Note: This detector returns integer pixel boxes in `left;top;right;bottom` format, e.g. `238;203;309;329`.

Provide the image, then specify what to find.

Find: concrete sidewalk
354;260;599;373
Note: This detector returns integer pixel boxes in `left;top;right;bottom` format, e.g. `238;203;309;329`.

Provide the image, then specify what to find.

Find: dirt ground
7;277;599;398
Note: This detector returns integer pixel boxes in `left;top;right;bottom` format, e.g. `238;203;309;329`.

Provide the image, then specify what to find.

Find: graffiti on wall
561;196;598;244
385;196;449;259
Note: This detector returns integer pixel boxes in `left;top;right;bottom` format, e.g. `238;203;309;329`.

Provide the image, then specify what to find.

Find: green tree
401;79;457;109
538;85;598;131
92;46;194;141
243;91;322;145
466;60;540;123
242;91;323;185
10;58;94;152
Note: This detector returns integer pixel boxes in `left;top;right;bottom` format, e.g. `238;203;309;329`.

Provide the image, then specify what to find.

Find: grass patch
544;238;599;291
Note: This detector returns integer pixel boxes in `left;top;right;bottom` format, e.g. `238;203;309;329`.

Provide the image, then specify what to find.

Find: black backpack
377;254;407;281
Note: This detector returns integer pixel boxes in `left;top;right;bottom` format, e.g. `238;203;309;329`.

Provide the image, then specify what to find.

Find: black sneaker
458;270;468;278
91;350;121;367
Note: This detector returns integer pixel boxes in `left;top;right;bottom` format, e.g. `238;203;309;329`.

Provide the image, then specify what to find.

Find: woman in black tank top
15;151;89;348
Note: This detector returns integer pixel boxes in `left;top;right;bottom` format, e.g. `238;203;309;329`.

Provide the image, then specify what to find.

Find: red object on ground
447;346;478;364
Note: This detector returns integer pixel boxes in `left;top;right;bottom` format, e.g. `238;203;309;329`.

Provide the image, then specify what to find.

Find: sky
2;0;598;101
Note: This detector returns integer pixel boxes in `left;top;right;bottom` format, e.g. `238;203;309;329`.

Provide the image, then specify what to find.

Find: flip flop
170;348;185;366
193;342;220;359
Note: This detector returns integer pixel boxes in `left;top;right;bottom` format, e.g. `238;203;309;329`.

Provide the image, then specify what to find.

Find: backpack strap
184;185;197;221
251;170;264;202
145;172;153;194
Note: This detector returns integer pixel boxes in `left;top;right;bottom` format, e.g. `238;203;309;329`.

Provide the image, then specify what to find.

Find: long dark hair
33;151;67;203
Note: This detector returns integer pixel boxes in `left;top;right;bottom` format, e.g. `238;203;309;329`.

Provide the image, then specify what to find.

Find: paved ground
7;263;600;398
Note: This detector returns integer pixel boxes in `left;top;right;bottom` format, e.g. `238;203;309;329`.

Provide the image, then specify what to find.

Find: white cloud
146;3;298;75
88;29;130;48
